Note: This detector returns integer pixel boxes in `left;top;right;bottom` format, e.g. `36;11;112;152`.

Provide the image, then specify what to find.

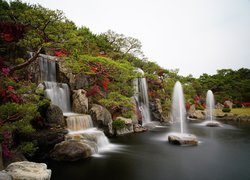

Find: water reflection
47;122;250;180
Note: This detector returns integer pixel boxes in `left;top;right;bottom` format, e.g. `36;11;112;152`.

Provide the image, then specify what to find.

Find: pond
46;122;250;180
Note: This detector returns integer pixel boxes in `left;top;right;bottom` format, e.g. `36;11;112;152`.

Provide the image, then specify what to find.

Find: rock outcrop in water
50;141;92;161
89;104;113;136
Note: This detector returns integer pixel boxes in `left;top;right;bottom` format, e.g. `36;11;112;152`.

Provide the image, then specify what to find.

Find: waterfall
38;54;111;152
134;68;152;125
66;115;94;131
39;55;56;82
44;81;71;113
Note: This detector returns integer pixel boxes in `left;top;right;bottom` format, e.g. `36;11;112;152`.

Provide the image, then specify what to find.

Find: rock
133;124;147;133
6;161;51;180
130;97;141;124
115;117;132;124
45;105;65;127
114;117;134;135
206;121;220;127
0;170;12;180
50;141;92;161
89;104;113;135
35;83;45;94
188;104;196;116
168;133;198;146
57;61;89;90
20;128;67;160
224;100;233;109
150;98;167;122
189;110;205;120
72;89;88;114
215;103;224;109
237;114;250;122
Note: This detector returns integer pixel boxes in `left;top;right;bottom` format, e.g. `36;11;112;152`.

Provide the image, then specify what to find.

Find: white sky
21;0;250;77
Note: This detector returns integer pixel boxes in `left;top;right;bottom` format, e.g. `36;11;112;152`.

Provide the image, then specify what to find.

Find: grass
215;108;250;115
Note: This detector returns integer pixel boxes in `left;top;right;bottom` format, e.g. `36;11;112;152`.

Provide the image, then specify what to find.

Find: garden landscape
0;1;250;180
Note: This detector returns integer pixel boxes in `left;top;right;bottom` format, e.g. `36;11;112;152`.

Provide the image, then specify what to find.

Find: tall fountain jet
204;90;220;127
168;81;198;145
171;81;186;134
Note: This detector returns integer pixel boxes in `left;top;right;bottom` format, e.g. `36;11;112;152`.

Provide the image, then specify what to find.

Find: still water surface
47;122;250;180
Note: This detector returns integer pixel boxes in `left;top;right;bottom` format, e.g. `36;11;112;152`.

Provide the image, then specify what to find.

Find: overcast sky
21;0;250;77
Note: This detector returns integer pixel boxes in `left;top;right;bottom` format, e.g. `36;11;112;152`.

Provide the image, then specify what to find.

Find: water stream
39;55;110;151
133;68;152;125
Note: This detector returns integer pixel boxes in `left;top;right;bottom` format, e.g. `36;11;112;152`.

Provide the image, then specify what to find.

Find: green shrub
222;108;231;112
112;119;125;129
122;111;133;118
18;141;38;156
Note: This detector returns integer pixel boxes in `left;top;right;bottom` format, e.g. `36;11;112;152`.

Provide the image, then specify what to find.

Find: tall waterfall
39;55;71;113
133;68;152;125
38;55;110;152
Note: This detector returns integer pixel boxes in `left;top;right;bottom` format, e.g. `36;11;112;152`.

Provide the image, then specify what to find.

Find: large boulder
5;161;51;180
45;105;65;127
89;104;113;135
189;110;205;120
114;117;134;136
50;141;92;161
0;171;12;180
168;133;198;146
72;89;88;114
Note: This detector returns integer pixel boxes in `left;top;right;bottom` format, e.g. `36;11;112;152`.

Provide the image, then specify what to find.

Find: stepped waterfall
133;68;152;125
39;55;110;152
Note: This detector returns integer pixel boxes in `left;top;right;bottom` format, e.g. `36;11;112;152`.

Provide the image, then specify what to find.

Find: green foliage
99;92;133;113
18;141;38;155
0;102;37;133
122;111;133;118
112;119;126;130
222;108;231;113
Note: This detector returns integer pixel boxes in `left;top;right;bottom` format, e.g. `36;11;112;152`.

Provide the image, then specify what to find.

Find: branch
10;47;43;74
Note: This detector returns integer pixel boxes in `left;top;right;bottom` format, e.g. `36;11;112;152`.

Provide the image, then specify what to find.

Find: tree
0;0;78;74
103;30;144;58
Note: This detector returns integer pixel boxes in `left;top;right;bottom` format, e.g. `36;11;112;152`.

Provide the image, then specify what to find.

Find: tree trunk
9;47;42;75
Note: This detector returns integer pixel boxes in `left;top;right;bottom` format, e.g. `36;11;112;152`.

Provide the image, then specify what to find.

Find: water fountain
204;90;220;127
133;68;152;126
39;55;110;154
168;81;198;145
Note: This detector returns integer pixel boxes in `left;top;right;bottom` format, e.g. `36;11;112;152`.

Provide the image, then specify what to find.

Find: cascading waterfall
44;81;71;113
66;114;94;131
39;55;71;112
39;55;110;152
133;68;152;125
39;55;56;82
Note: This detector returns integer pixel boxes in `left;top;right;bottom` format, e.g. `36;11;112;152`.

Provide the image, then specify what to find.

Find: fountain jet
168;81;198;145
